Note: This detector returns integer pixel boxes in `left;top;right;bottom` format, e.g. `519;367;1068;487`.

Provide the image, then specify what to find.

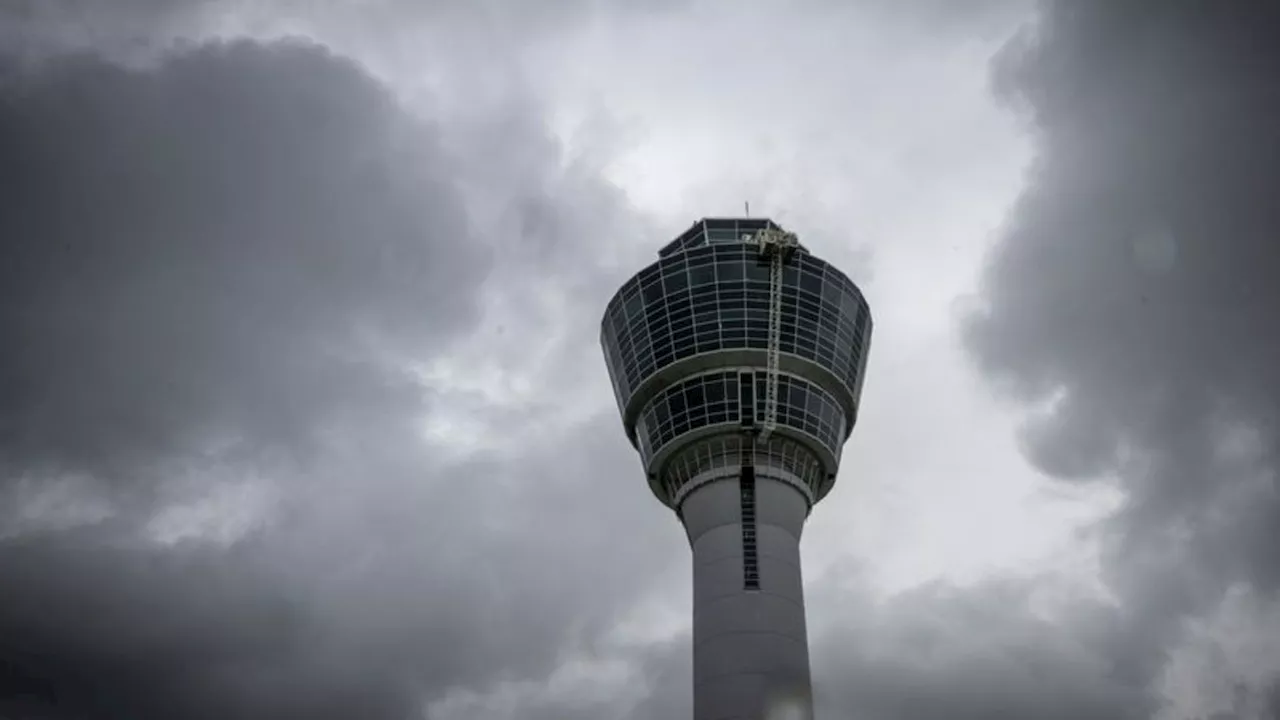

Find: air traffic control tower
600;218;872;719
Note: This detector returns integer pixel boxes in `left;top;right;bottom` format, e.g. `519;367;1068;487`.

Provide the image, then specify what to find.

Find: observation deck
600;217;873;509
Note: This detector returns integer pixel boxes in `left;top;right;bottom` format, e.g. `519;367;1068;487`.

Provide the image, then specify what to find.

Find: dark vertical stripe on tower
742;456;757;586
739;372;754;428
739;370;760;590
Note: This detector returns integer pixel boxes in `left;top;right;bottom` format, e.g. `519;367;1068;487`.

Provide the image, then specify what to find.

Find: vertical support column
680;471;814;720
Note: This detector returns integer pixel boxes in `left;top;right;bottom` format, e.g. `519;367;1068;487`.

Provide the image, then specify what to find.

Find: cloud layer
966;1;1280;714
0;40;488;490
3;1;1279;718
0;34;673;719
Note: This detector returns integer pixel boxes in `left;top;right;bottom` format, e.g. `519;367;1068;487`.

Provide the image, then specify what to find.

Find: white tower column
680;470;814;720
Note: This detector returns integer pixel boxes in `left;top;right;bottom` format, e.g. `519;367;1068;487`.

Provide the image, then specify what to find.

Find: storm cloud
966;0;1280;713
0;40;487;488
0;31;674;719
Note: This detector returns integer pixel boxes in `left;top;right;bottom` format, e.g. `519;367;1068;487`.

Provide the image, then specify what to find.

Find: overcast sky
1;1;1277;718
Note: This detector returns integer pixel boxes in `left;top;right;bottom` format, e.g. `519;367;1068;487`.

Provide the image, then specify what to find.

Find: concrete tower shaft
600;218;872;720
682;463;814;718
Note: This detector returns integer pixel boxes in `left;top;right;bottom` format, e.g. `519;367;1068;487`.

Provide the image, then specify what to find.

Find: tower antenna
744;201;750;217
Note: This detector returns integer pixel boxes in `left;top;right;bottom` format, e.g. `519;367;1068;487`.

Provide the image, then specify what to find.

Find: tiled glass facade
633;370;847;472
600;242;872;421
660;434;825;502
601;218;872;506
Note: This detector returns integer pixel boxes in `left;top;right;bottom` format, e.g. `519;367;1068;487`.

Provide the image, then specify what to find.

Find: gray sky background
0;2;1276;719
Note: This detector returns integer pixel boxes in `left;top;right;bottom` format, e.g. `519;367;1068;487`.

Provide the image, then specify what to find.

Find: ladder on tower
750;226;799;444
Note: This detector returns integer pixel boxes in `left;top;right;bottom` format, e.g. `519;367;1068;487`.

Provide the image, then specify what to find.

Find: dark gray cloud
0;34;679;719
0;39;484;492
966;0;1280;713
0;523;389;720
810;573;1150;720
0;416;675;719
